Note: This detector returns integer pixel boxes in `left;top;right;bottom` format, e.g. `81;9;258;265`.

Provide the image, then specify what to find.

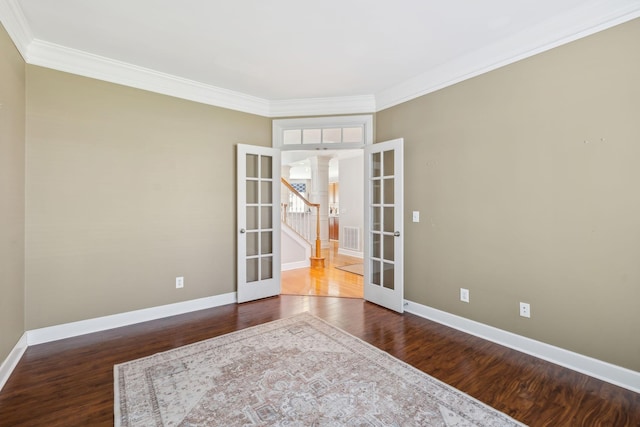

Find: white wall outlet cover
176;277;184;288
412;211;420;222
519;302;530;318
460;288;469;303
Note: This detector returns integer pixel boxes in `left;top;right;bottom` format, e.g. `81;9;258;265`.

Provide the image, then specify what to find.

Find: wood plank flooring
281;241;364;298
1;296;638;426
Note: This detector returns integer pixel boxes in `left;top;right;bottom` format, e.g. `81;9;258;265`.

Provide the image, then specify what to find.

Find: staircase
281;178;325;268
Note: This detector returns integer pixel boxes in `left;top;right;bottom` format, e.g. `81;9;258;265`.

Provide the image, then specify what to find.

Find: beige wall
25;66;271;329
377;19;640;371
0;24;26;360
7;13;639;375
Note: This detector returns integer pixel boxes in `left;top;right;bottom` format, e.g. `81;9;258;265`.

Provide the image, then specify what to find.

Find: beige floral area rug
114;313;526;426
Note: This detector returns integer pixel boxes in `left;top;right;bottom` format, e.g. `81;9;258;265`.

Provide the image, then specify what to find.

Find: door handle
240;228;246;234
394;231;400;237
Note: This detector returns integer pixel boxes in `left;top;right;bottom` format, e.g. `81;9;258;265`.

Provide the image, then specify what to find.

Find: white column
309;156;331;248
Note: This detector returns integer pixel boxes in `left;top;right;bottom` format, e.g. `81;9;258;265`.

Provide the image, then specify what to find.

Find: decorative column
309;156;331;251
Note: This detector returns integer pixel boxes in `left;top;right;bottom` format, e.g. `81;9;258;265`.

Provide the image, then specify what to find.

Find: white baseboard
337;248;363;259
404;299;640;394
281;260;310;271
27;292;237;346
0;333;28;392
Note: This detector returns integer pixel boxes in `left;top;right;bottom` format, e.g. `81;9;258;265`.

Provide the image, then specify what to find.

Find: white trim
375;2;640;111
269;96;375;118
0;0;33;59
281;260;311;271
3;0;639;117
23;38;374;118
26;293;237;346
404;299;640;394
25;40;272;117
0;333;27;392
337;248;364;259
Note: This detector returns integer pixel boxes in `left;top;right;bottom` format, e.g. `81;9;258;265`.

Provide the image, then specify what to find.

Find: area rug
335;263;364;276
114;313;525;426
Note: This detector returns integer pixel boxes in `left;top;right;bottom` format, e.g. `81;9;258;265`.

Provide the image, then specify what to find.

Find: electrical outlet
412;211;420;223
519;302;530;318
176;276;184;289
460;288;469;303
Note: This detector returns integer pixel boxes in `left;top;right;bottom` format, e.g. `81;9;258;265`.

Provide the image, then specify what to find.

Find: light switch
412;211;420;223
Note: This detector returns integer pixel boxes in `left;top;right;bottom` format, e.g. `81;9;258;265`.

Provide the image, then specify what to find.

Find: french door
236;144;281;303
364;138;404;313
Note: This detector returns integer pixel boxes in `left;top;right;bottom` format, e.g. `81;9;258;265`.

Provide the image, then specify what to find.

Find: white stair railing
281;178;323;263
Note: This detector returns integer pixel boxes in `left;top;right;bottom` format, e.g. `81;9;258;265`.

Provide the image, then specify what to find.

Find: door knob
240;228;246;234
394;231;400;237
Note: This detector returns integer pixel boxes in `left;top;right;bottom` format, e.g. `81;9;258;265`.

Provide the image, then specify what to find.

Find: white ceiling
2;0;640;116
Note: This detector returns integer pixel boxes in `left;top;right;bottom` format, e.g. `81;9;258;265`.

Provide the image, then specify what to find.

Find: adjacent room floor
281;241;363;298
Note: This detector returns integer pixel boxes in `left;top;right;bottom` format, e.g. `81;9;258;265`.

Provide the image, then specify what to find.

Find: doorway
262;116;405;312
280;149;364;298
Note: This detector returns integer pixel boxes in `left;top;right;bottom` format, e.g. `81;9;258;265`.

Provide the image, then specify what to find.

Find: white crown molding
268;95;376;118
3;0;640;116
0;0;33;59
26;292;237;346
404;299;640;394
26;39;272;117
375;0;640;111
23;37;376;118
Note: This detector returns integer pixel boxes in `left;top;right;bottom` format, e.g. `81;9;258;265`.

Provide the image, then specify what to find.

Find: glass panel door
237;144;280;303
364;139;404;313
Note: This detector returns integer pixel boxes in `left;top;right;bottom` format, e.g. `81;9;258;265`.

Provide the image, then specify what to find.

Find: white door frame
266;117;404;312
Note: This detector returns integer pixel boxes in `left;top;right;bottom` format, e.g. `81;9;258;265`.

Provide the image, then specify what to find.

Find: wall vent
342;226;360;251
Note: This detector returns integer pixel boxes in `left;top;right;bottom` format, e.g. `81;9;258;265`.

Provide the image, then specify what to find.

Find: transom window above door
273;115;373;150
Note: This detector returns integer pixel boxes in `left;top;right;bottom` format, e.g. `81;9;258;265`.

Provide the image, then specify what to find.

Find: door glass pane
372;232;380;258
372;207;381;231
246;258;258;283
283;129;302;145
261;256;273;280
371;260;381;286
323;128;341;143
261;231;272;255
383;207;394;233
303;129;321;144
261;206;273;229
383;262;395;290
261;181;272;203
384;234;395;261
246;206;258;230
372;180;381;204
246;154;258;178
343;127;363;143
246;232;259;256
384;178;394;205
383;150;394;176
372;152;381;177
260;156;272;179
246;181;258;204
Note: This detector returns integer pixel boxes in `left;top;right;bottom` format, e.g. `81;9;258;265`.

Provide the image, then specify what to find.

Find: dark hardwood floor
0;295;638;426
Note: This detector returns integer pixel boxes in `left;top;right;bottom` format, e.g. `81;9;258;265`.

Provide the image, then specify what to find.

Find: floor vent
343;226;361;251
